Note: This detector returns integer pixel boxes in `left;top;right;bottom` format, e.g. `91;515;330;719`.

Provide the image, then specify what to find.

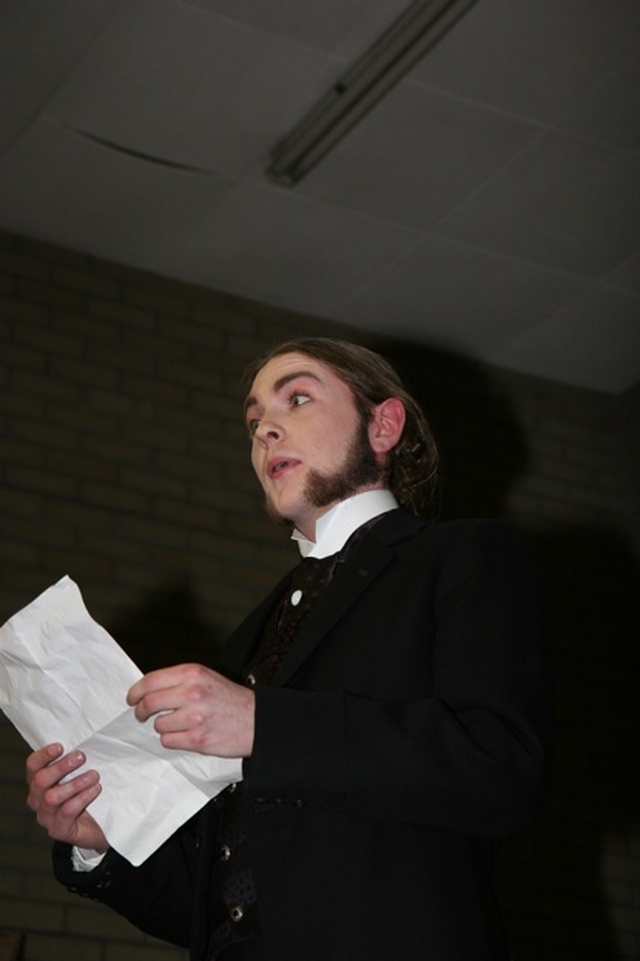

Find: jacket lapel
222;509;427;686
221;570;293;679
271;509;426;686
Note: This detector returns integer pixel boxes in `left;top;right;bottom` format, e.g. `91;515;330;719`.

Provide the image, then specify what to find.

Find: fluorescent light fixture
267;0;480;185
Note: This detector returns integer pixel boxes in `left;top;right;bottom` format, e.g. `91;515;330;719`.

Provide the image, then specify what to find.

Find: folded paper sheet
0;576;242;865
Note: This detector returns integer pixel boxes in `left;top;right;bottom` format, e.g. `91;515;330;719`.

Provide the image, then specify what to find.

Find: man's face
245;352;383;539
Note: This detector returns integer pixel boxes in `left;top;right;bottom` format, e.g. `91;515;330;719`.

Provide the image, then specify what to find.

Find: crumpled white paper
0;576;242;865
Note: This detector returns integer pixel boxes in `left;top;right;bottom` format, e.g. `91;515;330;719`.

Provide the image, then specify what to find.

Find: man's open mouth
268;458;297;478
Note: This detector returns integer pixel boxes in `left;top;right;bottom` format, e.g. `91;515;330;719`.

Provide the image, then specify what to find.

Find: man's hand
26;744;109;852
127;663;255;758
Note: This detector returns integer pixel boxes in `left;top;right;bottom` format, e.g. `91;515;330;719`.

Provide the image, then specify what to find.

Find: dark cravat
246;552;343;683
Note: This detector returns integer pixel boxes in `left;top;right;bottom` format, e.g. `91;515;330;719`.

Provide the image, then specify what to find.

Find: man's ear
368;398;406;456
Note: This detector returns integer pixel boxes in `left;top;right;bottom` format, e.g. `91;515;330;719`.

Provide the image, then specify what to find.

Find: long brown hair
244;338;440;519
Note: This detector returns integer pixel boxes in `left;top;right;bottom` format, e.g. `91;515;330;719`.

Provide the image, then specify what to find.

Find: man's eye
291;393;310;408
247;419;260;436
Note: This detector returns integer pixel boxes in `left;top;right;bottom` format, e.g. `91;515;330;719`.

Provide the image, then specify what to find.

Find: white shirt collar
291;489;398;559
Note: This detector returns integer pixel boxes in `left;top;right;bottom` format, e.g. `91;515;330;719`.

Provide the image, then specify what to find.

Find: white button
230;905;244;922
246;672;257;686
291;589;303;606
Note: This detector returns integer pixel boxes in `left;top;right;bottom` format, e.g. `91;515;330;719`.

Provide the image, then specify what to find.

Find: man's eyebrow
244;369;321;415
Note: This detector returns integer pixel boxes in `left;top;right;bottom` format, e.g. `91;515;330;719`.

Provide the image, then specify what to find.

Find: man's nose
254;418;283;444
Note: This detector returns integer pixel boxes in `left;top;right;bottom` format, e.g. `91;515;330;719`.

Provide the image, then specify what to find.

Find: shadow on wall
500;524;640;961
372;337;529;520
369;338;640;958
106;581;227;675
364;340;640;961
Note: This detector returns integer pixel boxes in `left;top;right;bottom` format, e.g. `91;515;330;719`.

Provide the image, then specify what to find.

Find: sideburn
304;418;383;509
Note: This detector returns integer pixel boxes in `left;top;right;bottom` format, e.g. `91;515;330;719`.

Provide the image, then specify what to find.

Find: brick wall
1;231;638;960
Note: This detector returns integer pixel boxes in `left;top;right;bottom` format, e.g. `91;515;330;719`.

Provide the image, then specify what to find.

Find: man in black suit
27;338;553;960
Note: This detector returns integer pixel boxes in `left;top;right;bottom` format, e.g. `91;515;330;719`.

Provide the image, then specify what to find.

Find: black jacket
54;513;553;960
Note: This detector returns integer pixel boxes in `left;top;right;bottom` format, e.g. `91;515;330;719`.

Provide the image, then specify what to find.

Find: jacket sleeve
52;815;201;947
244;520;553;838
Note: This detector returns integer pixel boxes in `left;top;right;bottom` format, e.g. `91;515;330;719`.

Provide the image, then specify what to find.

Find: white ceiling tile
559;54;640;153
337;236;588;352
493;284;640;393
0;0;637;392
185;0;409;60
413;0;640;124
437;131;640;277
0;119;233;263
298;83;539;229
149;181;420;316
0;0;126;153
45;0;340;174
605;253;640;297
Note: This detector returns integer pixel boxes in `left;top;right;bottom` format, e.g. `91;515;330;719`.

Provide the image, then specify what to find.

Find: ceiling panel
412;0;640;123
494;284;640;393
337;235;588;351
437;130;640;277
0;119;232;260
186;0;410;59
0;0;125;152
0;0;638;394
296;81;540;229
606;253;640;297
145;181;421;316
562;55;640;152
46;0;341;174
